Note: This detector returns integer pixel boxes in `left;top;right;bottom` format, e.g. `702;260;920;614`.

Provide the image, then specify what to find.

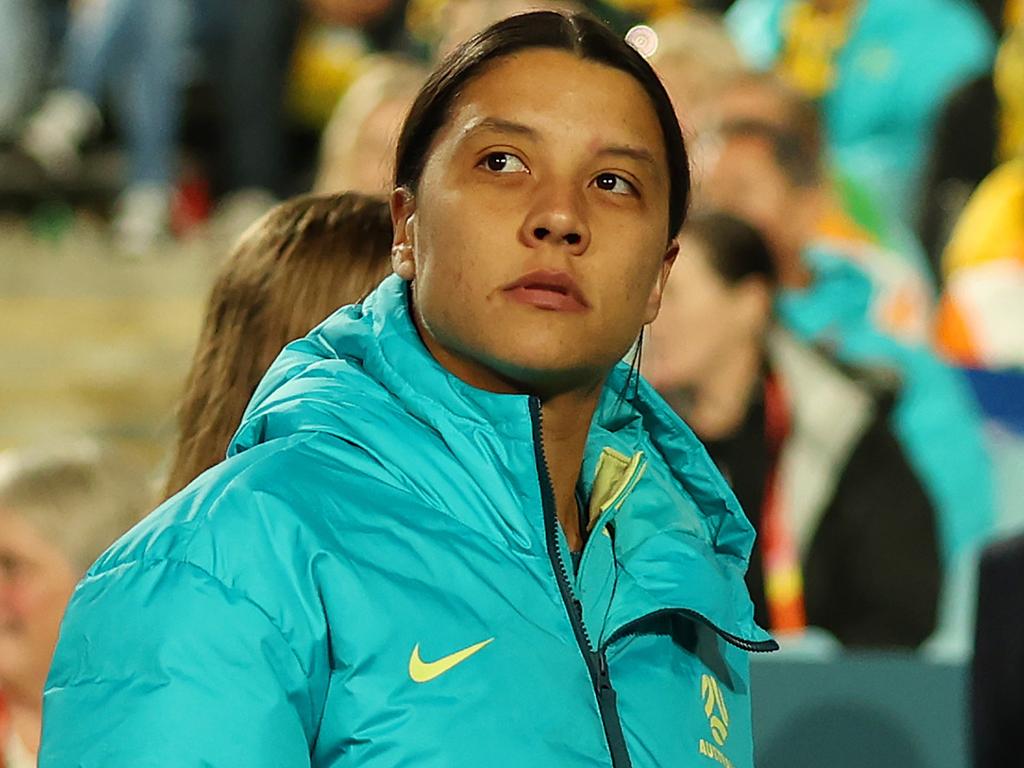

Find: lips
502;270;590;313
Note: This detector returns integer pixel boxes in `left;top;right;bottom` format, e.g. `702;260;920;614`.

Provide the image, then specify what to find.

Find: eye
0;552;22;579
479;151;528;174
593;172;637;196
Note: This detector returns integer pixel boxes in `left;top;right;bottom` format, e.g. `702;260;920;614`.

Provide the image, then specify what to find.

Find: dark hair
717;72;823;186
394;10;690;239
684;211;778;286
163;192;393;500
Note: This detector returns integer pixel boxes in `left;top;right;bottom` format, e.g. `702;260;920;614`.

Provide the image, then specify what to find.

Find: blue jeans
64;0;189;186
0;0;48;139
63;0;298;193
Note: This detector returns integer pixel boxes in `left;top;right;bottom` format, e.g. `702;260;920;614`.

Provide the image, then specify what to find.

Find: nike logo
408;638;494;683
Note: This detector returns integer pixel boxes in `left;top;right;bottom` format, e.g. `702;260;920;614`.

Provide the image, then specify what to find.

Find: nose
519;183;590;255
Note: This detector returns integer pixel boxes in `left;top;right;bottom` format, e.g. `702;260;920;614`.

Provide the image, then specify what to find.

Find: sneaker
113;183;172;255
19;89;102;178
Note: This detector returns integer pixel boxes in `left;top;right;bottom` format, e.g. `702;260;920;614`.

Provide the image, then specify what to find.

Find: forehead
0;509;47;552
717;82;789;124
444;48;668;157
713;135;781;179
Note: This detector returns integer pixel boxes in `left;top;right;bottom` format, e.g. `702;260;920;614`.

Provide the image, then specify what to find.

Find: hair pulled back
394;10;691;239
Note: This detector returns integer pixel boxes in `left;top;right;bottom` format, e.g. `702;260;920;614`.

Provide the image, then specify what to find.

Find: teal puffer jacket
41;275;775;768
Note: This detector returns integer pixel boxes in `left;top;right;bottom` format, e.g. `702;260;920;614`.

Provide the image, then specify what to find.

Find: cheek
647;287;734;379
414;189;512;299
6;575;74;631
0;580;40;630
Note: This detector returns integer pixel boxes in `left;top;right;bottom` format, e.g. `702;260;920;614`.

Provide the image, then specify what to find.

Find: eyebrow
460;117;657;168
596;144;657;167
461;117;540;141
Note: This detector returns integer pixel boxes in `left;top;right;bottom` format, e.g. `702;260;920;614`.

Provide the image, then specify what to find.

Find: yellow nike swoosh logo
408;638;494;683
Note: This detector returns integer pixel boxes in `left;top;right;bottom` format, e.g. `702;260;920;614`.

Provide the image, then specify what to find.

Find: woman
645;211;941;647
314;56;428;195
0;443;144;768
162;192;394;499
41;12;775;767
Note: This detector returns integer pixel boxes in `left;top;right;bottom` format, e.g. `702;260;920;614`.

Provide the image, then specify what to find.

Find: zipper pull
597;652;612;691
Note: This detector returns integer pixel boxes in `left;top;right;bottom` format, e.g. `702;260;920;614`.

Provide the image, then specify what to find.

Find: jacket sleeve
39;558;316;767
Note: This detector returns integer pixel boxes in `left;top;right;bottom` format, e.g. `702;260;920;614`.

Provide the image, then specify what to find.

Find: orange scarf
761;374;807;632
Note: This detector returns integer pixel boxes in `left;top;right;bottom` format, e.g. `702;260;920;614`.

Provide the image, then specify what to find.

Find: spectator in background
199;0;303;220
971;530;1024;767
0;0;48;141
706;71;934;289
406;0;583;58
703;72;934;343
19;0;308;253
315;55;428;194
934;155;1024;536
19;0;189;253
724;0;994;227
644;212;939;648
699;75;995;575
0;442;145;767
645;9;744;148
163;192;393;500
917;4;1022;281
306;0;411;51
936;158;1024;399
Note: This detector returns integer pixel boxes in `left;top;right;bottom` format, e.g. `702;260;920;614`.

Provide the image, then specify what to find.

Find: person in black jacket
917;10;1022;281
971;531;1024;767
645;211;941;648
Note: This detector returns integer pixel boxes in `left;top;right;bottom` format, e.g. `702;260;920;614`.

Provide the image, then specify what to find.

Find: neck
686;341;763;441
538;384;603;552
6;694;41;757
408;299;603;550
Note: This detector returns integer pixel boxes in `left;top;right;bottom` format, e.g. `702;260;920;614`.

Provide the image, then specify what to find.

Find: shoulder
90;431;424;618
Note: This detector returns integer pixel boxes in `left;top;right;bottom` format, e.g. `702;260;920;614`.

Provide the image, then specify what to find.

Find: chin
489;344;614;391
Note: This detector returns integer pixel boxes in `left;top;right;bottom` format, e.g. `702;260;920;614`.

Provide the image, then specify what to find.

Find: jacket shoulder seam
84;556;313;680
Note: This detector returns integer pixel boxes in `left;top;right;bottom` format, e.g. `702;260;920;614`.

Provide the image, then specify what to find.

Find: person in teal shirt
39;11;775;768
725;0;994;225
701;84;995;570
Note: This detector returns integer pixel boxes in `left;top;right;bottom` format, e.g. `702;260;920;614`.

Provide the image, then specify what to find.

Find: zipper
529;397;632;768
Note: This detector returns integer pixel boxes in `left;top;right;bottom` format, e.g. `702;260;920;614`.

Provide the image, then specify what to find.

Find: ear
389;187;417;280
643;238;680;324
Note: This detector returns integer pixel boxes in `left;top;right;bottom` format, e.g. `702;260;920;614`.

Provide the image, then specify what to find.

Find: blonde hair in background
649;11;743;81
315;55;428;194
414;0;584;59
162;192;394;500
648;10;744;132
0;441;147;572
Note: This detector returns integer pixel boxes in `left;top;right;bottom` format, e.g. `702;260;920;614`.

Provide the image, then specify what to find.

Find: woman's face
394;49;677;395
643;235;759;392
0;509;77;700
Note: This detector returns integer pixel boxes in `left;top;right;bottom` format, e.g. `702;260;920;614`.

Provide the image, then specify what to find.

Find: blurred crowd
2;0;1023;766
